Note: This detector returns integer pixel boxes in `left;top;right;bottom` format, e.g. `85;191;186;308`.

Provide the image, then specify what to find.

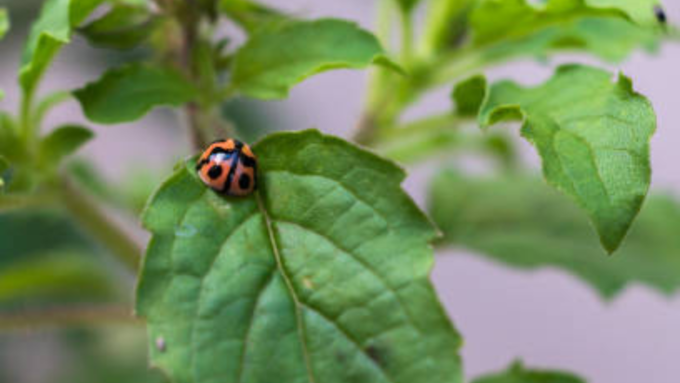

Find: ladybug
196;139;258;196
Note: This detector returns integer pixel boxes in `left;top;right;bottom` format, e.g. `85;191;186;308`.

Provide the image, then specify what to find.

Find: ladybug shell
196;139;257;197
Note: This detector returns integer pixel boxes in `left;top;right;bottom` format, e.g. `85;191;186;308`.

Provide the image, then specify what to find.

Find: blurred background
0;0;679;382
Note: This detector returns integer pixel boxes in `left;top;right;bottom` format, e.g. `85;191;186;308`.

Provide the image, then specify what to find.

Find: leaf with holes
136;130;463;383
478;64;656;253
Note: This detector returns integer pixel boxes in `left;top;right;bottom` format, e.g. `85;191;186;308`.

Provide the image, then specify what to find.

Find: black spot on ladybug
239;174;251;189
655;5;667;24
207;165;222;180
240;155;257;168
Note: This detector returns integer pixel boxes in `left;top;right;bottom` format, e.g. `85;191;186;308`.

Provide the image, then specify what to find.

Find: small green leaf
429;171;680;298
468;0;664;63
78;4;158;50
74;64;198;124
39;124;94;166
232;19;400;99
588;0;666;25
219;0;288;33
20;0;105;93
472;361;586;383
453;75;487;116
479;65;655;253
0;8;9;40
137;130;463;383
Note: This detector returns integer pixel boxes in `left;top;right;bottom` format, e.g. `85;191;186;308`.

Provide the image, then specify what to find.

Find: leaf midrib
256;192;318;383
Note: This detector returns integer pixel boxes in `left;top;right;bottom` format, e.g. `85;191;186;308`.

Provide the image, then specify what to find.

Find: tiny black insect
654;5;667;24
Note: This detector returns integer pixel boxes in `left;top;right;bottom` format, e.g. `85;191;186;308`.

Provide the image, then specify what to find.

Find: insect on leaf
137;130;463;383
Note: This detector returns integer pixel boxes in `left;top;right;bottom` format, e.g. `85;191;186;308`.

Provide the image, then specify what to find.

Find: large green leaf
478;64;655;253
20;0;104;93
472;361;586;383
74;64;198;124
137;130;463;383
231;19;399;99
429;171;680;298
467;0;664;63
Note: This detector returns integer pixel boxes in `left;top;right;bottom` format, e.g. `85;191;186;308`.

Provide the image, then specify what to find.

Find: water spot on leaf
175;223;198;238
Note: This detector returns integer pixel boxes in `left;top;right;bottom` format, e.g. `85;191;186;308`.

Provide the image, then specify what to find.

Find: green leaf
78;4;158;50
472;361;586;383
137;130;463;383
452;75;487;116
468;0;664;63
0;252;117;305
218;0;288;33
74;64;198;124
232;19;400;99
479;65;655;253
20;0;104;93
429;171;680;298
0;8;9;40
39;125;94;166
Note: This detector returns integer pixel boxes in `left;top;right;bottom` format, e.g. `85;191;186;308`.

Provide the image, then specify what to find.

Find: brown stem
0;304;142;331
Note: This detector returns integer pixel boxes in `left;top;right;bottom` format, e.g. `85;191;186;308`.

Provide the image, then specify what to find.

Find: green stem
19;86;35;144
353;0;397;145
60;178;141;272
400;10;414;67
0;304;141;330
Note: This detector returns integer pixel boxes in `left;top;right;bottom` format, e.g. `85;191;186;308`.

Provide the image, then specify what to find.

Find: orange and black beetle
196;139;257;197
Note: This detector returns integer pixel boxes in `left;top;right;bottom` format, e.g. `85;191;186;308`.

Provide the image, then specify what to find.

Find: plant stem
400;10;414;67
0;304;141;330
60;178;141;272
19;86;36;145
